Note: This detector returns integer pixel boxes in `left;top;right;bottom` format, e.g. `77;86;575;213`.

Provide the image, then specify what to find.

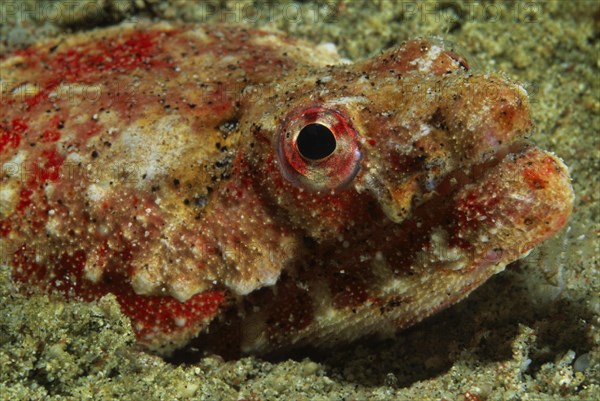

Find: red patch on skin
203;84;235;115
125;291;225;338
36;149;64;182
301;111;319;123
0;119;27;153
524;168;547;189
16;188;33;213
523;156;554;190
77;119;103;139
41;130;61;143
0;220;11;237
0;129;20;152
11;118;28;134
12;30;174;114
12;238;225;342
448;184;501;250
12;47;39;65
12;246;47;287
51;31;172;82
15;187;50;233
455;187;501;231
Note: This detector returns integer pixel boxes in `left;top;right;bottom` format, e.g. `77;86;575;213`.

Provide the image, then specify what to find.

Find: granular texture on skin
1;21;573;356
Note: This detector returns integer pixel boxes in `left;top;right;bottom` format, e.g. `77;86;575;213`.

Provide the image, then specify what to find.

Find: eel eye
296;123;337;161
277;106;361;191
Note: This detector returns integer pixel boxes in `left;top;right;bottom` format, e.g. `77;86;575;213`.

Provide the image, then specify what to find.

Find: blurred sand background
0;1;598;400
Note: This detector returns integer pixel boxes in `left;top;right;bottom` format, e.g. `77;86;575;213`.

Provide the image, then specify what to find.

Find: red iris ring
277;106;361;191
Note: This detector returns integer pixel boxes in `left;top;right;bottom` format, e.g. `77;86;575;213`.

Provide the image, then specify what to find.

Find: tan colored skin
0;22;573;355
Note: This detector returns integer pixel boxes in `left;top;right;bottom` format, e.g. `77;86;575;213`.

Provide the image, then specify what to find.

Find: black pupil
296;123;336;160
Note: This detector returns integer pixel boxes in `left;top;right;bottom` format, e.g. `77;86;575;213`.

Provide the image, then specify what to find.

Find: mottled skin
0;22;573;355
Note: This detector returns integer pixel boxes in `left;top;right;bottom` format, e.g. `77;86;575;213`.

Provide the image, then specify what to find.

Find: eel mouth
362;137;574;278
362;140;544;224
429;141;531;199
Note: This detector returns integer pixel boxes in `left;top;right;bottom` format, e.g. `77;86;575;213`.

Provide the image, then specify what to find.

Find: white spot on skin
83;255;104;283
509;192;533;202
116;116;194;188
11;82;40;100
45;217;60;236
0;151;29;216
65;152;85;164
411;123;431;142
2;149;27;169
428;228;466;270
515;83;528;97
87;184;108;202
218;54;241;66
411;45;443;72
323;96;368;107
468;104;490;131
315;42;339;57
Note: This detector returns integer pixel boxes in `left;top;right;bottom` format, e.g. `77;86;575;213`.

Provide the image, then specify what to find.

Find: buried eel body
0;22;573;355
